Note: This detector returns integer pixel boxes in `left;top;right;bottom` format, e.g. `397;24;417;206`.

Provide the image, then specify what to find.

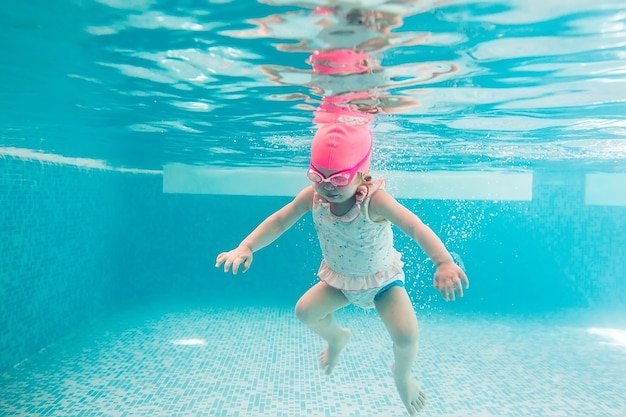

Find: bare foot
393;366;426;415
319;328;350;375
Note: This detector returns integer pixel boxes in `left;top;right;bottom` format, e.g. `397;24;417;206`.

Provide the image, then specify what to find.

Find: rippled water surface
1;0;625;171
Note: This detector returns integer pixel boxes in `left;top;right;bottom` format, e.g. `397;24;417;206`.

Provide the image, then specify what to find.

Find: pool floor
1;300;625;417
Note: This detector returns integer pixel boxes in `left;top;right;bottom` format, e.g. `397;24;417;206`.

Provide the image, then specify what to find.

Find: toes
410;393;426;413
404;387;426;415
321;358;335;374
407;404;420;415
319;351;333;374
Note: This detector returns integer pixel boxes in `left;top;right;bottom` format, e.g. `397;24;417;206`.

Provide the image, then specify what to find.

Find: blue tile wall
0;157;159;371
528;171;626;309
397;171;626;313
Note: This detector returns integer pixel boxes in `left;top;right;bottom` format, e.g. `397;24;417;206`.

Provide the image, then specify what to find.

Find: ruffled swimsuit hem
317;251;404;291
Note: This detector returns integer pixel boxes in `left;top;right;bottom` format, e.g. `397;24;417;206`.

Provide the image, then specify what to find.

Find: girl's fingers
454;279;464;298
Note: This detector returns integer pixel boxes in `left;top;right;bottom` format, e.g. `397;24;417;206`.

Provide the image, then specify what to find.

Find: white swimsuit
312;179;405;308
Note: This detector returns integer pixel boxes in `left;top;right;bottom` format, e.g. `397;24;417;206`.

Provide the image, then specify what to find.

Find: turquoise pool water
1;1;626;416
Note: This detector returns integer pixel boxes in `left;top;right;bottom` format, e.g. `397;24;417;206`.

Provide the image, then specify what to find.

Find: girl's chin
324;194;350;203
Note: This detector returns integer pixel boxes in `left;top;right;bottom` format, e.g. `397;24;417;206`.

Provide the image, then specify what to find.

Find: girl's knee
295;283;347;324
294;299;314;323
391;326;419;348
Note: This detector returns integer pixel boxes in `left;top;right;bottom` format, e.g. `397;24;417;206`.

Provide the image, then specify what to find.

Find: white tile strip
163;164;534;201
585;173;626;206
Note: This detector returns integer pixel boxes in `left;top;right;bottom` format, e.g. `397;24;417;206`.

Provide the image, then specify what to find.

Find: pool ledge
163;164;534;201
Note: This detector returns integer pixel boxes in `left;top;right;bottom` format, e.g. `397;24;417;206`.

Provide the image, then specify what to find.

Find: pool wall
1;158;625;372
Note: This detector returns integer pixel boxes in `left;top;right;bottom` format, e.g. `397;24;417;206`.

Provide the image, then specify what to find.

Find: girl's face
311;166;362;203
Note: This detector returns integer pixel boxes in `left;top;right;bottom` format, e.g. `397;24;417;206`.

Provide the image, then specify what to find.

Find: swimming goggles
307;145;372;187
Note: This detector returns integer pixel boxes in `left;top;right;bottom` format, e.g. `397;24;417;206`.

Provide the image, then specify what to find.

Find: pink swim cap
311;123;372;173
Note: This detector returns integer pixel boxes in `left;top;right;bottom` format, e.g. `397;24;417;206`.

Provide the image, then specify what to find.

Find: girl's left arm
370;190;469;301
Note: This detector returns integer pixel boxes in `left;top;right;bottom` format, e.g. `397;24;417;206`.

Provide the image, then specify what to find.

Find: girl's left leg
374;286;426;416
295;281;351;375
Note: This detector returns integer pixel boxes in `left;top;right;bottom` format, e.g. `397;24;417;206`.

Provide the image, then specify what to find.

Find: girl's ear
355;185;369;203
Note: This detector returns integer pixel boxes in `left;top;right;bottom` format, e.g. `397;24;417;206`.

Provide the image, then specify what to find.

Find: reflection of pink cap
310;49;369;75
311;123;372;173
312;6;334;15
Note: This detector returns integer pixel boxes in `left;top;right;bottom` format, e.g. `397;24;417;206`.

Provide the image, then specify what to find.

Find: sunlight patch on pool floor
1;303;625;417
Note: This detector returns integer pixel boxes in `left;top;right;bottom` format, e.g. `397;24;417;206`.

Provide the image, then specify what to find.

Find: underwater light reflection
171;338;208;346
588;328;626;347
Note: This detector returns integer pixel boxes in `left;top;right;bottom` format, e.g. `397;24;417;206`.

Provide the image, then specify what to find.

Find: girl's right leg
295;281;351;375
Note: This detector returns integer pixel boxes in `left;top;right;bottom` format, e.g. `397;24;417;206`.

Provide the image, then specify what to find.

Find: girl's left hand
433;262;469;301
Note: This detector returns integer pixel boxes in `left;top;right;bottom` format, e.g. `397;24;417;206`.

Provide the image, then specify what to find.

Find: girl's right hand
433;261;469;301
215;245;253;275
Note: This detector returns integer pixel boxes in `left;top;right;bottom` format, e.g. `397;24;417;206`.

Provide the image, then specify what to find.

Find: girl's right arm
369;189;469;301
215;186;314;275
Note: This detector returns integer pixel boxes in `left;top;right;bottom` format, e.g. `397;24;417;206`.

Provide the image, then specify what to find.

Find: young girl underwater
215;122;469;416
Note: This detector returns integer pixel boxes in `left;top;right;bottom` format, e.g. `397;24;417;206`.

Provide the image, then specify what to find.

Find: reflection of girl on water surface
256;3;457;119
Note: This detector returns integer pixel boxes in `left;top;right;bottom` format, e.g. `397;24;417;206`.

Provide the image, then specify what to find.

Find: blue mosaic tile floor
1;301;625;417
